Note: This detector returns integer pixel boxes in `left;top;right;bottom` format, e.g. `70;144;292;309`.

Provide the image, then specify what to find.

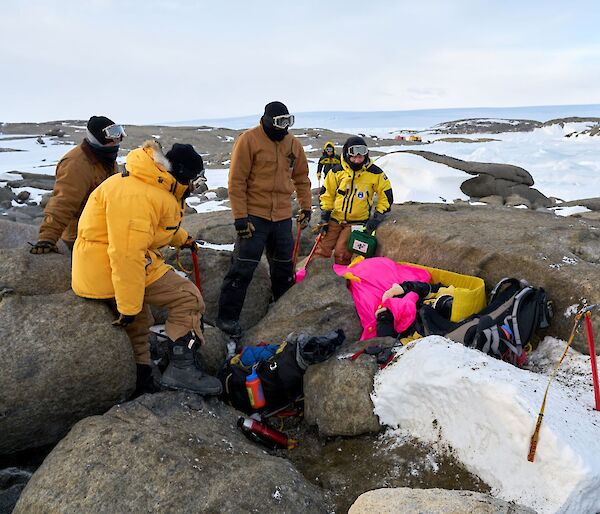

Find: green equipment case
347;229;377;258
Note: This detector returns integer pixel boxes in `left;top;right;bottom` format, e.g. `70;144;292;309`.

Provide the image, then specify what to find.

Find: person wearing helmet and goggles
30;115;126;254
315;135;393;265
316;141;341;185
216;101;312;337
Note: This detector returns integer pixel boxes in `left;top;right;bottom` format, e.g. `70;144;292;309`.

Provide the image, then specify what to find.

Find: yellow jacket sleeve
105;196;155;316
375;173;393;214
228;133;252;220
170;226;189;248
320;168;338;213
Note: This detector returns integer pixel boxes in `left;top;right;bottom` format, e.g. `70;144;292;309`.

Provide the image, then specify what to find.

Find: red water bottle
237;417;298;450
245;368;266;409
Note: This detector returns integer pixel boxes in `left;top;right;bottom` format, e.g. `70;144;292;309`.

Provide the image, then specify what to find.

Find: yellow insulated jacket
72;141;190;316
320;157;393;223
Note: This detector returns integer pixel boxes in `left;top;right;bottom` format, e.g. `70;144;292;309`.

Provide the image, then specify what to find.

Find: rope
527;304;599;462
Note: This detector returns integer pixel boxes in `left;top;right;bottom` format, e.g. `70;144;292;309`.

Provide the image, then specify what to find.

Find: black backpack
420;278;553;366
219;342;305;415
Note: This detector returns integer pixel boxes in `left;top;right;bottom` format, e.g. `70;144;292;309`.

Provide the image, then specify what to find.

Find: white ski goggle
272;114;295;130
347;144;368;157
102;124;127;141
191;174;207;193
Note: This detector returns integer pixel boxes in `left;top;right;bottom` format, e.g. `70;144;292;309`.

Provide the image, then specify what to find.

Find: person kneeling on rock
314;136;393;265
71;140;221;397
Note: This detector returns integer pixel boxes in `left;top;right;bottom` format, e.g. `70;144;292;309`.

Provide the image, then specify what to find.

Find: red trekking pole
584;311;600;411
292;223;301;271
191;247;202;294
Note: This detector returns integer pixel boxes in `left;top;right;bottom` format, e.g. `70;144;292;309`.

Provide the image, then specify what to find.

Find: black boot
133;363;159;398
216;318;242;337
160;333;222;395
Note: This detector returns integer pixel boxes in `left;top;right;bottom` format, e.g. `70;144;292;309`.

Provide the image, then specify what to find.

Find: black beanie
87;116;116;146
261;101;290;142
343;136;369;171
165;143;204;184
264;101;289;118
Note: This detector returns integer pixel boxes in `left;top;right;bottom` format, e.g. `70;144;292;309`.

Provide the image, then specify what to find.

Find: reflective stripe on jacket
320;157;393;223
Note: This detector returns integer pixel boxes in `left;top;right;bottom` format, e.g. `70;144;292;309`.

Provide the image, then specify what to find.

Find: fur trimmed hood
142;139;171;172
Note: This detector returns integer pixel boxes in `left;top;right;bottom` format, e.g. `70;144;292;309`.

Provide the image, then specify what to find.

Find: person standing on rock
71;140;222;397
30;116;124;254
216;101;312;337
314;135;393;265
316;141;340;185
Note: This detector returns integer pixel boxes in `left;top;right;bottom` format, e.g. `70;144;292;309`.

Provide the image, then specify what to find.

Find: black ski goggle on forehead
347;144;368;157
272;114;295;129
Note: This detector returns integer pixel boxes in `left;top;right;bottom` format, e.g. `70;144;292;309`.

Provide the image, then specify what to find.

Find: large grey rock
304;338;395;436
0;186;15;203
348;488;536;514
164;247;271;330
14;392;330;514
0;219;38;249
0;291;135;454
242;257;363;346
0;247;71;295
182;211;237;244
377;203;600;353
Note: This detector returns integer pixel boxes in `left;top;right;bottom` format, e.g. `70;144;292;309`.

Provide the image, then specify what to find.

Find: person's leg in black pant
266;217;294;301
217;215;270;334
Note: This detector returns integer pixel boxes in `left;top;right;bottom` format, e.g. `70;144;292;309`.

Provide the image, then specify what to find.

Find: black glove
112;313;136;327
29;240;58;254
365;211;385;234
234;218;255;239
297;209;312;230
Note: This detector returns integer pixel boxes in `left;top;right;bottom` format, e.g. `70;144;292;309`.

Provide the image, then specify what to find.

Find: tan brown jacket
228;125;312;222
38;142;117;243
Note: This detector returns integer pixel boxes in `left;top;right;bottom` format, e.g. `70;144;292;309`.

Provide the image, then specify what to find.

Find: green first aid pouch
347;227;377;258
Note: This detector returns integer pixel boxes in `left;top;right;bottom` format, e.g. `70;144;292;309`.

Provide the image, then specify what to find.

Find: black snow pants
218;215;294;323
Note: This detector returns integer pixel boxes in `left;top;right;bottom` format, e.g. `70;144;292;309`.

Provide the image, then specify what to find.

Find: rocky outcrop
0;468;32;514
164;246;272;330
304;338;396;436
0;220;38;249
241;258;363;346
14;393;330;513
399;150;552;208
0;291;135;454
348;488;536;514
0;247;71;295
377;203;600;353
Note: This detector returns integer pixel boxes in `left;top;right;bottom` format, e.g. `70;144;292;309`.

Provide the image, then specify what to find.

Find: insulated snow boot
160;333;222;395
216;318;242;337
133;363;159;398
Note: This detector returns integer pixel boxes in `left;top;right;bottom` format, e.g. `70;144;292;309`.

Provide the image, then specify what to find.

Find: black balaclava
343;135;369;171
85;115;120;169
260;101;289;142
165;143;205;185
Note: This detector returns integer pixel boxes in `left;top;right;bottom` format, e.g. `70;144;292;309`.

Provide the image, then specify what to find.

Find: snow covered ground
372;336;600;514
2;119;599;215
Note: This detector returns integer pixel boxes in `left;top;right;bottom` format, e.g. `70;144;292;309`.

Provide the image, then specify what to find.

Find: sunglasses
102;124;127;142
272;114;295;130
347;144;368;157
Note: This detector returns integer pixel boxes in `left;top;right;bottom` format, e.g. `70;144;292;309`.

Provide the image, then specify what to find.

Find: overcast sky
2;0;599;124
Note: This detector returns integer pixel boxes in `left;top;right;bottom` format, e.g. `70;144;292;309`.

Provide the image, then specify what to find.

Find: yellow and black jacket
316;141;341;180
320;157;393;223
